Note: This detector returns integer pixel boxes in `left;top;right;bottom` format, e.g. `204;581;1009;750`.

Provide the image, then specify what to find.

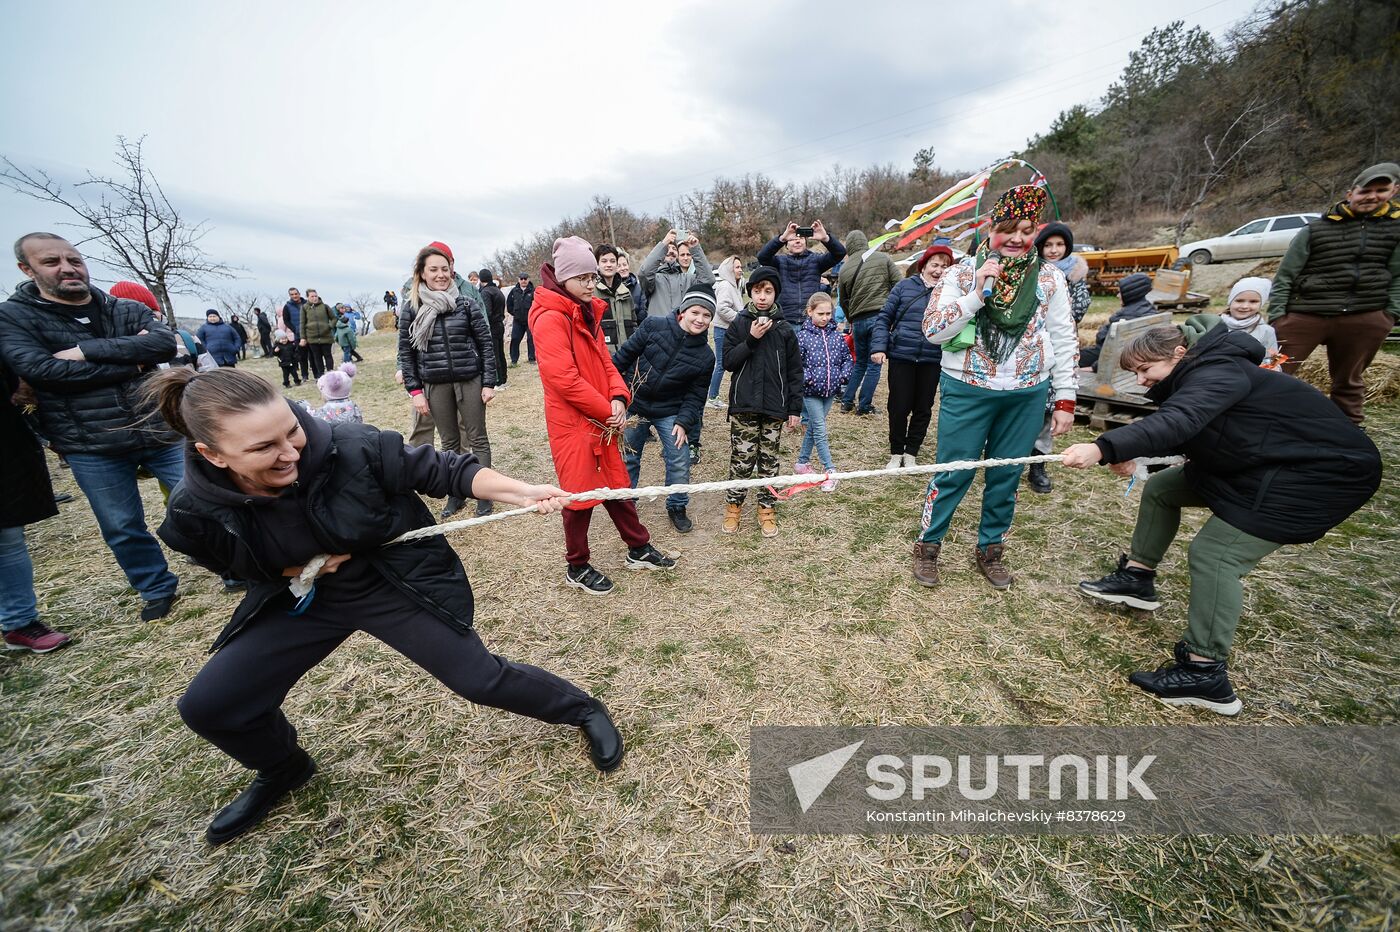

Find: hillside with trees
488;0;1397;275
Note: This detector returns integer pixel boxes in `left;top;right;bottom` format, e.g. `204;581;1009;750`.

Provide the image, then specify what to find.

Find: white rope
288;454;1184;596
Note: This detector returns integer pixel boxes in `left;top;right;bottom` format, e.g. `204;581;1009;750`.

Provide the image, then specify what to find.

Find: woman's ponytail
140;367;279;448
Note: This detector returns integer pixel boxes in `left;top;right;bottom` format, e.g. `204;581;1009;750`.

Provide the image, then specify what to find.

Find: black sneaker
667;507;693;533
840;402;855;414
854;406;878;417
222;578;248;593
1129;641;1243;716
625;543;677;570
1078;555;1160;610
565;564;614;595
140;594;179;622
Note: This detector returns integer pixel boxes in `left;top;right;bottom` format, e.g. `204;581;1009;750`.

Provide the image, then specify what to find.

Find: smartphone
674;230;690;242
795;226;815;238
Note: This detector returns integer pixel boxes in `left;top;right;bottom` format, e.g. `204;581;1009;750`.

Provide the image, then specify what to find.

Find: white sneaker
820;475;839;492
902;453;918;467
886;455;903;470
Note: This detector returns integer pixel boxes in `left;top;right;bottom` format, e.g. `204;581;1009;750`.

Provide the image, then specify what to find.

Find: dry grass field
2;320;1397;931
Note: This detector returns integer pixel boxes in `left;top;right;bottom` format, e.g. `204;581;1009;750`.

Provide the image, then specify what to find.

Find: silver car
1180;213;1321;265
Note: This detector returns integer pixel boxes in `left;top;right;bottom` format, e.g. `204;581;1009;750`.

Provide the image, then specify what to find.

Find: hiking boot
1079;555;1161;611
1027;462;1053;494
579;697;625;772
667;507;693;533
626;543;677;570
140;594;179;622
902;453;918;467
974;544;1014;590
911;542;941;588
441;496;466;519
1129;641;1243;716
565;564;614;595
206;748;317;845
886;454;903;470
758;506;778;538
722;502;742;534
3;620;72;654
475;499;494;518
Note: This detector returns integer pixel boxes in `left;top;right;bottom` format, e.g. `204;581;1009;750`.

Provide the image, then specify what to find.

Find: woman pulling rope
149;367;624;846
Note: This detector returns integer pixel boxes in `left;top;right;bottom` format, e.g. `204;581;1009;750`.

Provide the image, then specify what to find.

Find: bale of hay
372;310;397;332
1296;347;1400;404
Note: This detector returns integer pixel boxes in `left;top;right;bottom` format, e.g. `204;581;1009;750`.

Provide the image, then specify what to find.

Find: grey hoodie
640;236;715;316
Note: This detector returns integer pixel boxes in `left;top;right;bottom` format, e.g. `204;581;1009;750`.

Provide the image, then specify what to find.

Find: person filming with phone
756;220;847;325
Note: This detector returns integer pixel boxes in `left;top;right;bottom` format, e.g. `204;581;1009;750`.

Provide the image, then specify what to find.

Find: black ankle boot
1129;641;1242;716
580;698;624;772
206;748;317;845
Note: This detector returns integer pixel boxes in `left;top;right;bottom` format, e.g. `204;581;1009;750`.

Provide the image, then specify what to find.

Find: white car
1180;213;1320;265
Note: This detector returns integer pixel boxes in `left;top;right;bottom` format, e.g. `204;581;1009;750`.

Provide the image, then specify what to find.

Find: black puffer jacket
159;403;485;652
507;283;534;322
396;294;498;391
0;282;179;455
1095;324;1381;544
1;359;57;529
480;280;507;327
723;308;804;420
611;314;715;434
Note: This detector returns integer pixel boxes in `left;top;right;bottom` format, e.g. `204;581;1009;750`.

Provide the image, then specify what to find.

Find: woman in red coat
530;236;677;595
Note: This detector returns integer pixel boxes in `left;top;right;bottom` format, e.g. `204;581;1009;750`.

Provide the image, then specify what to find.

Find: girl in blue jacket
794;292;853;489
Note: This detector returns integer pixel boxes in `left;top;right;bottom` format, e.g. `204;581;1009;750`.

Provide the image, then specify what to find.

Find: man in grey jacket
640;230;715;316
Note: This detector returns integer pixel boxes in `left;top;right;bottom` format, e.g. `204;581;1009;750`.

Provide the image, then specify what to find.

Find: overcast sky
1;0;1260;317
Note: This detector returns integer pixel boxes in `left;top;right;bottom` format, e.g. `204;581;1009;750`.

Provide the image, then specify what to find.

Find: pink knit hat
553;236;598;282
317;370;353;401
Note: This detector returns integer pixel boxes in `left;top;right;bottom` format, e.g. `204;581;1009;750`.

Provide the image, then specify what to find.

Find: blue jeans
798;396;836;470
841;316;882;410
623;414;691;510
0;525;38;632
65;444;185;601
708;327;727;398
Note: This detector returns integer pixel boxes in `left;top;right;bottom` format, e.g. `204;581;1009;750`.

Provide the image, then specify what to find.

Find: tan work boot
757;506;778;538
974;543;1014;590
722;502;743;534
911;542;940;587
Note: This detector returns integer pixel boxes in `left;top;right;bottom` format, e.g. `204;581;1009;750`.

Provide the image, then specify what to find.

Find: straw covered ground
3;319;1397;931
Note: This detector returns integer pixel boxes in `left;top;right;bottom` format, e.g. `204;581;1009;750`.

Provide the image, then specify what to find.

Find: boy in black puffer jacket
1078;272;1157;370
721;266;804;538
612;284;716;533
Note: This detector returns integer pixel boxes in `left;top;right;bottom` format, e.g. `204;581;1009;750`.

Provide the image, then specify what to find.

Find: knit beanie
478;269;495;285
205;308;222;321
679;281;717;315
553;236;598;281
427;241;454;263
1033;222;1075;254
1118;273;1153;304
317;369;353;401
110;280;160;312
1227;276;1272;306
745;265;782;298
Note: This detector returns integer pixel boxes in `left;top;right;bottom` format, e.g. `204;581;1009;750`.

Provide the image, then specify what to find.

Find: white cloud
0;0;1259;316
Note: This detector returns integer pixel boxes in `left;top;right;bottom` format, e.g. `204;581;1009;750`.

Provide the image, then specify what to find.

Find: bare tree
211;288;262;321
1173;97;1285;245
1;135;239;317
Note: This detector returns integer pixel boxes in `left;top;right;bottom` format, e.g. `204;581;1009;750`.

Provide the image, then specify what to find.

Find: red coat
529;279;632;510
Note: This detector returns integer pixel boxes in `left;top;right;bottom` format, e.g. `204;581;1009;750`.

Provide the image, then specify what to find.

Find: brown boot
722;502;743;534
974;543;1014;590
757;506;778;538
912;542;941;587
